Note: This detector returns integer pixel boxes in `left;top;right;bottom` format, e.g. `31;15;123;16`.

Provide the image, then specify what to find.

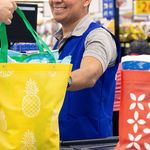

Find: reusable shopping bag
0;8;72;150
115;70;150;150
0;7;56;63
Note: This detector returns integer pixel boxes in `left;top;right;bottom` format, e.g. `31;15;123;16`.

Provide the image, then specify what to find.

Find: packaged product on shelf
121;55;150;70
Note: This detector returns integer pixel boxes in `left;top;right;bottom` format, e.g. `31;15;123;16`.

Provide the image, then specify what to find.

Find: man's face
49;0;90;25
117;0;124;7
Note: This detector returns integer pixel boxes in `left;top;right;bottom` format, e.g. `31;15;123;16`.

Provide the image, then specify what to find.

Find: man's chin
54;18;64;24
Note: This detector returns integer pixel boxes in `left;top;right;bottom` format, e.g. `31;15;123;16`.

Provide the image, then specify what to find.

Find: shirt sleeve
83;28;117;73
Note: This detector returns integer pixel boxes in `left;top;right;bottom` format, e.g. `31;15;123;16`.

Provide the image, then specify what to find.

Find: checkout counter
60;136;118;150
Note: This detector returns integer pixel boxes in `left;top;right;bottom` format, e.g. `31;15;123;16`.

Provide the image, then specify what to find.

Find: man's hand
0;0;17;25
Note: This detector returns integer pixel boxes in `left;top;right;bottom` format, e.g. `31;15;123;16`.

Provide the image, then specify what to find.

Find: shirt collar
54;15;94;40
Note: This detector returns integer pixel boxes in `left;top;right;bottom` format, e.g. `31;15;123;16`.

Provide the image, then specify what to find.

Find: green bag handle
0;23;8;62
0;7;56;63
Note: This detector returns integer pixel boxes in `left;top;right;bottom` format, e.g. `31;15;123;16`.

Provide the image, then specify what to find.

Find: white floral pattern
126;133;142;150
125;93;150;149
144;143;150;150
127;111;146;133
129;93;145;110
143;128;150;134
143;102;150;135
147;103;150;119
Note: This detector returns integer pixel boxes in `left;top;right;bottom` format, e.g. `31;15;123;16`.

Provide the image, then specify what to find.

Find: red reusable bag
115;70;150;150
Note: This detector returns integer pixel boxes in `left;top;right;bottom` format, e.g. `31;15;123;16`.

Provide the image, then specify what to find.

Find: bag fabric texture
115;70;150;150
0;7;72;150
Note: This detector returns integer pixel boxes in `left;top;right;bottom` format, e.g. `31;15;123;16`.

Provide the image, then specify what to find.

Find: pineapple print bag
0;8;72;150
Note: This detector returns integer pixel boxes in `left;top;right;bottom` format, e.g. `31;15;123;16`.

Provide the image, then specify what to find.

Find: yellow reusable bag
0;8;72;150
0;63;71;150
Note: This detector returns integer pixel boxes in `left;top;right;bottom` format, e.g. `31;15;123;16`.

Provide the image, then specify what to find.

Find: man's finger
5;18;12;25
12;1;17;10
9;13;13;20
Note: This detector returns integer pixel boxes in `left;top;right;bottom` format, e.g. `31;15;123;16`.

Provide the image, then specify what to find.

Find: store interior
4;0;150;149
10;0;150;53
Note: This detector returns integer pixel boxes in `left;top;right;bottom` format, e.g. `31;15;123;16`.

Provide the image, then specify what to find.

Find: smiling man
49;0;121;141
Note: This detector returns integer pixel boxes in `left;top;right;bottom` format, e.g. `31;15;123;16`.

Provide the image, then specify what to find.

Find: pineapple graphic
50;109;59;133
0;70;13;78
0;110;7;132
21;130;37;150
48;71;57;77
22;78;40;118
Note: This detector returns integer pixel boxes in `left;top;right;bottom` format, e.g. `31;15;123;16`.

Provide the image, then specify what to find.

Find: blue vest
54;22;121;141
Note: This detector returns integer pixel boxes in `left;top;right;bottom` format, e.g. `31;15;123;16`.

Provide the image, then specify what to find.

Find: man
49;0;120;141
0;0;17;25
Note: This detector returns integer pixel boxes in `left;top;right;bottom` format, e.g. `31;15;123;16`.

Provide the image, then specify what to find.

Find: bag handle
0;23;8;62
0;7;56;63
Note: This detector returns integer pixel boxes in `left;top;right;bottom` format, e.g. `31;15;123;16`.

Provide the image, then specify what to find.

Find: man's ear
83;0;92;7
